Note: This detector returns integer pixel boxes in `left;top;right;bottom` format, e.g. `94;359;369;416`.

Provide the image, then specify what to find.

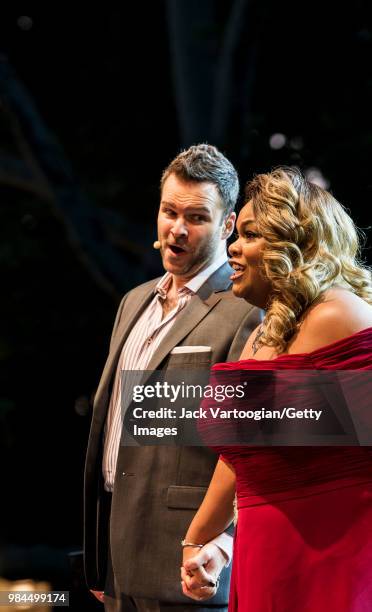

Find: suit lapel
146;262;232;371
94;282;157;406
146;294;219;370
111;285;155;357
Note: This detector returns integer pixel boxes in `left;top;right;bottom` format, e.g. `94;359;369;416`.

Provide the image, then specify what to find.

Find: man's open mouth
168;244;187;255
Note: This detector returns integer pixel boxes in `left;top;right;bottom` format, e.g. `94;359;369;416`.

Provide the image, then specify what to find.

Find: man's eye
191;215;204;222
164;209;176;217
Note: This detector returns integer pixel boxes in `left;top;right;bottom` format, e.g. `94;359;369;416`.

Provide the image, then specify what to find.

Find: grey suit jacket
84;263;261;603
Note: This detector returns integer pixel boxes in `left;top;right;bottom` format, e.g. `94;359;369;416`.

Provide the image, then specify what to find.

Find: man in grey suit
84;144;260;611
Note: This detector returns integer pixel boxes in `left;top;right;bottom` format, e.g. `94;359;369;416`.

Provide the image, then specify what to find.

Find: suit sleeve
227;306;263;361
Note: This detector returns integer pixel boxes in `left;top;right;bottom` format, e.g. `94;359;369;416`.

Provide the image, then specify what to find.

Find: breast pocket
166;349;212;370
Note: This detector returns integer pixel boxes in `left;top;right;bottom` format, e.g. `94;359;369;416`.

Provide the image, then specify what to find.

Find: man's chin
162;253;214;279
162;259;190;276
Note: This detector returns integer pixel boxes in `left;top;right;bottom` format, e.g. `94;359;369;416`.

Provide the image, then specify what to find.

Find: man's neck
171;275;189;292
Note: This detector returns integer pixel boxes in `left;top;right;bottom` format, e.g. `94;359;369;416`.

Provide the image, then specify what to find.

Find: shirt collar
154;252;228;297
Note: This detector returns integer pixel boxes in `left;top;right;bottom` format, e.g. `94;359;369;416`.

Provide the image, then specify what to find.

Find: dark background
1;1;371;606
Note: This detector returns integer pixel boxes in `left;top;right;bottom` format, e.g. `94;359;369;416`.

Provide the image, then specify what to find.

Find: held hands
181;542;227;601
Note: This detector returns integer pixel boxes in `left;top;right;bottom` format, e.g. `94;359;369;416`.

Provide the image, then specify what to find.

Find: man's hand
181;542;227;601
90;590;105;603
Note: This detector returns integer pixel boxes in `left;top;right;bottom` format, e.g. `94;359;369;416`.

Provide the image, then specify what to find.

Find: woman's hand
181;542;227;601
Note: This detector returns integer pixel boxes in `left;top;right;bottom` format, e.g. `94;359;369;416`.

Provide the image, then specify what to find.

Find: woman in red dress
181;167;372;611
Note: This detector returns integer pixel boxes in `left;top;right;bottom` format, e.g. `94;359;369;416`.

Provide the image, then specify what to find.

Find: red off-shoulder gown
204;328;372;611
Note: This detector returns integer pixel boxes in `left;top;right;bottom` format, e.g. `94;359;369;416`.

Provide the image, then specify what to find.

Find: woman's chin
231;281;248;299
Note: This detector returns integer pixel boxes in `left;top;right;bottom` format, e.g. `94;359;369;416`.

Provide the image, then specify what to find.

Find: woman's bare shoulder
288;288;372;354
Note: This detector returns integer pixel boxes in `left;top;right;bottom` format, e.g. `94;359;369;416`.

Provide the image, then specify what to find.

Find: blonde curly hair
245;166;372;353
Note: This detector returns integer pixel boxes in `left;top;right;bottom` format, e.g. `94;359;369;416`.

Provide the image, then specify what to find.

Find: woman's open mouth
229;261;245;281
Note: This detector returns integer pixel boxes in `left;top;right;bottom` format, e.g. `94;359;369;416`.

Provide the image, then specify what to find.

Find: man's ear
221;212;236;240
